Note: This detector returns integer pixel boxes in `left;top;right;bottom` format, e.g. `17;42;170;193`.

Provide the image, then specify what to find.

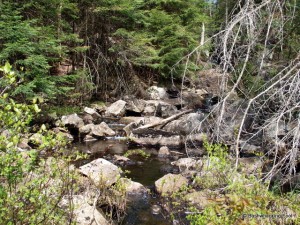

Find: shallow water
72;139;173;225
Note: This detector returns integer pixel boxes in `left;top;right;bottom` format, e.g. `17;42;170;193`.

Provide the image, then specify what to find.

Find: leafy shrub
0;63;78;224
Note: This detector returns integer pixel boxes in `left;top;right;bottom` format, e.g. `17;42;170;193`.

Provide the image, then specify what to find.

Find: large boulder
106;100;127;117
79;122;115;138
238;157;264;174
184;190;212;209
131;135;182;147
164;113;204;135
61;113;84;129
196;69;229;95
143;100;178;118
119;117;145;125
84;107;101;117
155;174;188;196
61;195;110;225
119;178;148;195
158;146;170;158
91;122;115;137
147;86;168;100
125;98;146;113
171;158;201;172
79;158;121;187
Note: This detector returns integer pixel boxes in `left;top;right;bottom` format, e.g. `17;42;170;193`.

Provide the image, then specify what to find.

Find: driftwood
133;109;193;132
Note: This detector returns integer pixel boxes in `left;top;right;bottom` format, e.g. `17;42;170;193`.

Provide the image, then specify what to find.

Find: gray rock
114;155;130;162
83;135;97;142
119;117;145;125
131;135;182;147
84;107;101;117
29;133;43;146
64;195;110;225
155;174;188;196
147;86;168;100
238;157;264;174
17;138;31;150
158;146;170;158
164;113;204;135
151;204;162;215
119;178;148;195
106;100;127;117
125;99;146;113
171;158;200;171
143;100;177;118
79;158;121;187
185;191;212;209
61;113;84;129
80;122;115;137
92;122;115;137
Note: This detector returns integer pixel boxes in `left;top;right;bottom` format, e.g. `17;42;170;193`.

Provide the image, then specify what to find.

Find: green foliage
0;63;78;224
94;0;213;79
0;1;81;100
124;149;150;159
186;139;299;225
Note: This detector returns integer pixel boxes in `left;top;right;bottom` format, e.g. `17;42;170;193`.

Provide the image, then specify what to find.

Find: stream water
72;139;173;225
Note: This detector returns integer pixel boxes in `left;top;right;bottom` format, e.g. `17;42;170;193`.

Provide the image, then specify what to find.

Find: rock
147;86;168;100
57;131;74;141
155;174;188;196
151;204;162;215
131;135;182;147
80;122;115;137
29;133;43;146
82;113;94;124
61;113;84;129
171;158;200;171
79;158;121;187
239;142;262;156
238;157;264;174
1;130;11;138
83;135;98;142
91;122;115;137
84;107;101;117
119;178;148;195
17;138;31;150
212;99;253;144
106;100;127;117
123;122;140;136
181;90;206;109
79;124;94;134
185;191;212;209
158;146;170;158
143;104;156;116
143;100;178;118
125;98;146;113
164;113;204;135
196;69;229;95
119;117;145;125
90;104;107;114
114;155;130;162
65;195;110;225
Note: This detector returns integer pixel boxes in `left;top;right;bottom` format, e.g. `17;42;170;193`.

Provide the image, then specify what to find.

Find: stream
72;139;174;225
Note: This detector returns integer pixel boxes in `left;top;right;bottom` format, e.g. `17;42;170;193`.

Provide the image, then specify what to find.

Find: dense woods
0;0;300;224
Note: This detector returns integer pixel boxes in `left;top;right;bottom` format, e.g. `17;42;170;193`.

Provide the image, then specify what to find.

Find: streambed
72;139;174;225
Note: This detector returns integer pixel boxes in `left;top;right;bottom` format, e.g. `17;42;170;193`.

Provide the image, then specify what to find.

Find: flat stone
61;113;84;129
155;173;188;196
79;158;121;187
106;100;127;117
119;178;148;195
158;146;170;158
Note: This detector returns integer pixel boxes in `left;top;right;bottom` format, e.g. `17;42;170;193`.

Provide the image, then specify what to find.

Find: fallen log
133;109;193;131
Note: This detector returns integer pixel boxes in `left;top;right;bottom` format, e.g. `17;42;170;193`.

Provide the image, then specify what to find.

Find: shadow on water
72;139;173;225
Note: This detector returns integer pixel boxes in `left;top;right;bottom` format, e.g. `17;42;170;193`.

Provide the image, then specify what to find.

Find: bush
0;63;78;224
